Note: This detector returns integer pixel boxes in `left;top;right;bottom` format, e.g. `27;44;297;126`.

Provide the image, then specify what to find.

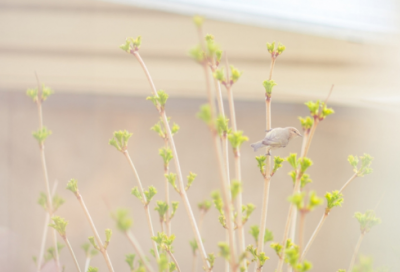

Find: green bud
198;200;212;212
169;262;176;272
230;65;242;83
243;203;256;222
213;68;226;82
171;201;179;219
87;266;99;272
189;239;198;255
197;104;212;126
49;216;68;237
207;253;216;268
151;122;165;138
228;131;249;149
157;254;169;271
263;80;277;97
147;90;169;109
277;43;286;54
125;254;136;270
230;180;242;200
52;194;65;212
286;153;298;169
320;102;334;120
105;228;112;243
144;186;157;203
256;155;266;175
348;155;359;171
264;229;274;243
285;247;299;267
288;192;304;210
109;130;132;152
131;187;142;202
66;179;78;194
119;40;131;52
211;190;224;215
299;157;313;173
81;243;90;255
114;209;132;232
305;101;320;117
295;261;313;272
38;192;47;210
171;122;180;134
33;127;52;145
300;173;312;188
307;191;323;210
155;201;169;220
88;236;97;249
165;173;179;192
298;116;314;131
186;172;197;190
216;115;230;135
189;46;204;62
41;86;54;101
270;242;283;257
193;15;204;27
249;225;259;243
27;88;39;102
354;210;381;233
218;242;230;260
359;154;373;176
272;156;285;175
266;42;276;53
325;190;344;210
159;147;173;167
258;252;269;266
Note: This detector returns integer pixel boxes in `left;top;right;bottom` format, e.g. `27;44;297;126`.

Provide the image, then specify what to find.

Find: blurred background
1;0;400;271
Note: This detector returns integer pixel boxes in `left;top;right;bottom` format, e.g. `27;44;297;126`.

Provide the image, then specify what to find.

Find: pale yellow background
1;0;399;272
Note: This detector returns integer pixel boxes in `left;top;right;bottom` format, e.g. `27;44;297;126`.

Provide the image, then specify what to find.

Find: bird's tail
250;141;264;152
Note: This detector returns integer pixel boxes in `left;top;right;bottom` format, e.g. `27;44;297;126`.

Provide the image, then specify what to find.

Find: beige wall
1;0;400;271
1;91;399;271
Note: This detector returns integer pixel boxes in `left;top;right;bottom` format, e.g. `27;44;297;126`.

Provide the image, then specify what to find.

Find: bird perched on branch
251;127;302;155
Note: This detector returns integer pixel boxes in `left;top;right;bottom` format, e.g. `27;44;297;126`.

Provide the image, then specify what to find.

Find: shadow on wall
0;91;399;271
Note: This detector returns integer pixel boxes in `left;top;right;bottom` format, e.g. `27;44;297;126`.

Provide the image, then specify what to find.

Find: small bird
251;127;302;155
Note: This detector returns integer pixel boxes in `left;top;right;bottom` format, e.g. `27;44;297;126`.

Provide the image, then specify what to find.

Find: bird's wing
262;128;285;147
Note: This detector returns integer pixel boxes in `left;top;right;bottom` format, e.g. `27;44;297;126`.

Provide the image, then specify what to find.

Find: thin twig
339;173;358;194
255;57;274;272
277;87;333;272
192;211;206;272
34;73;61;272
347;233;365;272
84;257;91;272
63;237;82;272
301;212;328;259
123;151;160;259
164;140;172;236
298;212;306;255
203;61;237;271
75;192;115;272
224;53;247;272
167;250;182;272
132;51;211;270
37;181;58;272
126;231;155;272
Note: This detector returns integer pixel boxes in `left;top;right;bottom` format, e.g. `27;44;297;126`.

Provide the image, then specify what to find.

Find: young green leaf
87;266;99;272
228;131;249;149
216;115;230;136
144;186;157;203
66;179;78;194
193;15;204;27
230;180;242;200
114;209;132;232
159;147;173;167
263;80;277;97
109;130;133;152
299;157;313;173
255;155;266;175
186;172;197;190
33;127;52;145
198;200;212;212
298;116;314;131
272;156;285;175
354;210;381;233
218;242;230;260
325;191;344;211
189;239;198;255
197;104;212;126
230;65;242;83
264;229;274;243
171;201;179;219
286;153;298;169
213;68;226;82
125;253;136;270
155;201;169;221
249;225;260;244
165;173;179;193
49;216;68;237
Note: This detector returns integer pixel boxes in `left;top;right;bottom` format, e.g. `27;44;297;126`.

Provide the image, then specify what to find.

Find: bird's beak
298;133;303;137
